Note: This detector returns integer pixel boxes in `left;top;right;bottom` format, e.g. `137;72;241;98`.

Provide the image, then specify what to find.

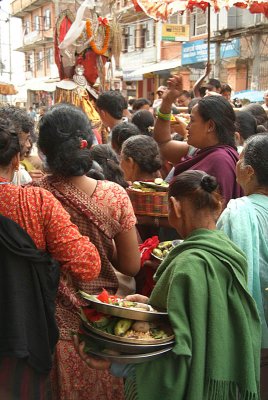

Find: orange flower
86;19;110;56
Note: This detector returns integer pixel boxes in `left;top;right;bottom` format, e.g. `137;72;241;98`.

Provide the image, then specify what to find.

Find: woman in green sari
76;170;261;400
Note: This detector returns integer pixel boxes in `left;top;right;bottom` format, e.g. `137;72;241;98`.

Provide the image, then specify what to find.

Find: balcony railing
15;29;53;52
11;0;48;17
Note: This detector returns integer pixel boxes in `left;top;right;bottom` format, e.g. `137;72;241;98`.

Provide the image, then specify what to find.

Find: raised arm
193;61;211;98
153;75;189;165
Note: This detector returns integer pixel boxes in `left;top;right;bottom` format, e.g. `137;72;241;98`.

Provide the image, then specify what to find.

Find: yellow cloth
55;87;101;127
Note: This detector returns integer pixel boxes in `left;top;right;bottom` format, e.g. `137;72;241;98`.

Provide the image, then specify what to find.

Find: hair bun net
200;175;218;193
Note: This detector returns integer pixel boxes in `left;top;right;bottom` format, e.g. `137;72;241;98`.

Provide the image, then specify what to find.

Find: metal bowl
82;320;174;345
81;324;175;354
80;292;168;322
86;345;173;364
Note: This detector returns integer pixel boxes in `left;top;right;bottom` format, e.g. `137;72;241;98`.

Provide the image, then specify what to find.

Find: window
46;48;54;68
24;20;30;35
34;15;40;32
26;52;33;71
168;13;187;25
37;51;42;71
190;8;207;36
127;26;135;52
44;9;51;30
144;20;154;48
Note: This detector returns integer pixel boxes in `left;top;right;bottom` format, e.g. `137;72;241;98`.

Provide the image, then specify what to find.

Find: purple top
174;145;243;206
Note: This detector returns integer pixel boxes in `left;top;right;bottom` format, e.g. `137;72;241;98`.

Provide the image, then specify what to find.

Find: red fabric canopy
133;0;268;20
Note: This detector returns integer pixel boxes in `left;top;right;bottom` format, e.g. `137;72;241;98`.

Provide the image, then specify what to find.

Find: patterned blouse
0;178;101;281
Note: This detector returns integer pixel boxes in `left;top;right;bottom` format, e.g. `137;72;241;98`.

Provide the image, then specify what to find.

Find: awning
0;82;17;95
128;59;181;77
24;77;59;92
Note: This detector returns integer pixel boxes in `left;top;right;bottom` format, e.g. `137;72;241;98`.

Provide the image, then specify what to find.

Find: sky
0;0;25;85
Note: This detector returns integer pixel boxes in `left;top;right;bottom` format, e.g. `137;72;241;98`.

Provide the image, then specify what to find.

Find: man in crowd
96;90;128;130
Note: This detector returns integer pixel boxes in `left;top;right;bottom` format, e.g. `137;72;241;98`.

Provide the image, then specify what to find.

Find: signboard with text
181;38;240;65
162;24;189;42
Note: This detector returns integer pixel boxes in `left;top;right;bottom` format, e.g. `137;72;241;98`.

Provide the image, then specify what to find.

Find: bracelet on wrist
157;109;172;121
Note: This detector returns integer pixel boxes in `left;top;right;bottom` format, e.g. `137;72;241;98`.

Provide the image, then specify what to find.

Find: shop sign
181;38;240;65
162;24;189;42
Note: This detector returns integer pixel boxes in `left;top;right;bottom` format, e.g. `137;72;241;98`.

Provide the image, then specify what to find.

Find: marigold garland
86;19;110;56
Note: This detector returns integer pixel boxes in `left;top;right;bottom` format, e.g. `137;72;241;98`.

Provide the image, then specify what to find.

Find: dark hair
122;135;161;173
128;98;136;106
38;103;93;177
131;110;154;136
96;91;127;119
208;78;221;90
86;160;105;180
89;144;128;188
169;170;221;211
132;98;151;112
179;90;191;99
111;122;140;153
199;87;207;98
243;134;268;186
0;118;20;166
197;96;236;148
0;105;35;137
235;111;257;140
188;97;200;114
220;84;232;94
243;103;268;128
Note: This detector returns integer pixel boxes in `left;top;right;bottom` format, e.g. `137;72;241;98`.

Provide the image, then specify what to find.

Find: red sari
34;176;136;400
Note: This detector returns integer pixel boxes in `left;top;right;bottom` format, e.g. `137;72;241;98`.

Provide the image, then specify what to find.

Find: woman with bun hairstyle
120;135;161;182
153;75;242;206
111;122;140;154
131;109;155;136
88;144;128;188
34;103;140;400
217;134;268;398
78;170;261;400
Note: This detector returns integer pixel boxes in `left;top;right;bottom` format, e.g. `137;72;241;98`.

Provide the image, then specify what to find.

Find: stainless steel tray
86;345;173;364
82;319;174;345
79;292;168;322
81;323;175;354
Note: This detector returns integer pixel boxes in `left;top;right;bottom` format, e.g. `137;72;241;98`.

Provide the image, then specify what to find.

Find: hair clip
80;139;88;149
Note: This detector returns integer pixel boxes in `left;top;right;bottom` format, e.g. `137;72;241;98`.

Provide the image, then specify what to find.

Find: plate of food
151;240;184;261
79;332;173;364
81;311;174;345
132;179;169;192
81;325;175;354
151;241;173;261
80;289;168;321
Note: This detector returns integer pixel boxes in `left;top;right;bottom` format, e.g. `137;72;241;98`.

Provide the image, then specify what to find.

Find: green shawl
126;229;261;400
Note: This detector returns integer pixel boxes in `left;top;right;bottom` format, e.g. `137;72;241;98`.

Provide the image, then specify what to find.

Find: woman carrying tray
34;103;140;400
75;170;261;400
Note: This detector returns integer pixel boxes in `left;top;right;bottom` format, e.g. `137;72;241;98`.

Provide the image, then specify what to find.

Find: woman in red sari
0;112;100;399
35;103;140;400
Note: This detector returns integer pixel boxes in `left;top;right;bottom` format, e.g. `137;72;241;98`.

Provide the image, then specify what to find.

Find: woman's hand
73;335;111;370
162;75;183;104
124;294;149;303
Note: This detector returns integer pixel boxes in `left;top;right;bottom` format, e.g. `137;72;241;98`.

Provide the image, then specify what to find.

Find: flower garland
86;17;110;56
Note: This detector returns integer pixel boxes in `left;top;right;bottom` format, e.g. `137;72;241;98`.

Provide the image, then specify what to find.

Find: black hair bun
200;175;218;193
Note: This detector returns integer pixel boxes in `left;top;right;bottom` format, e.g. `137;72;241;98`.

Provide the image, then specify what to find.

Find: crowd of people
0;71;267;400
